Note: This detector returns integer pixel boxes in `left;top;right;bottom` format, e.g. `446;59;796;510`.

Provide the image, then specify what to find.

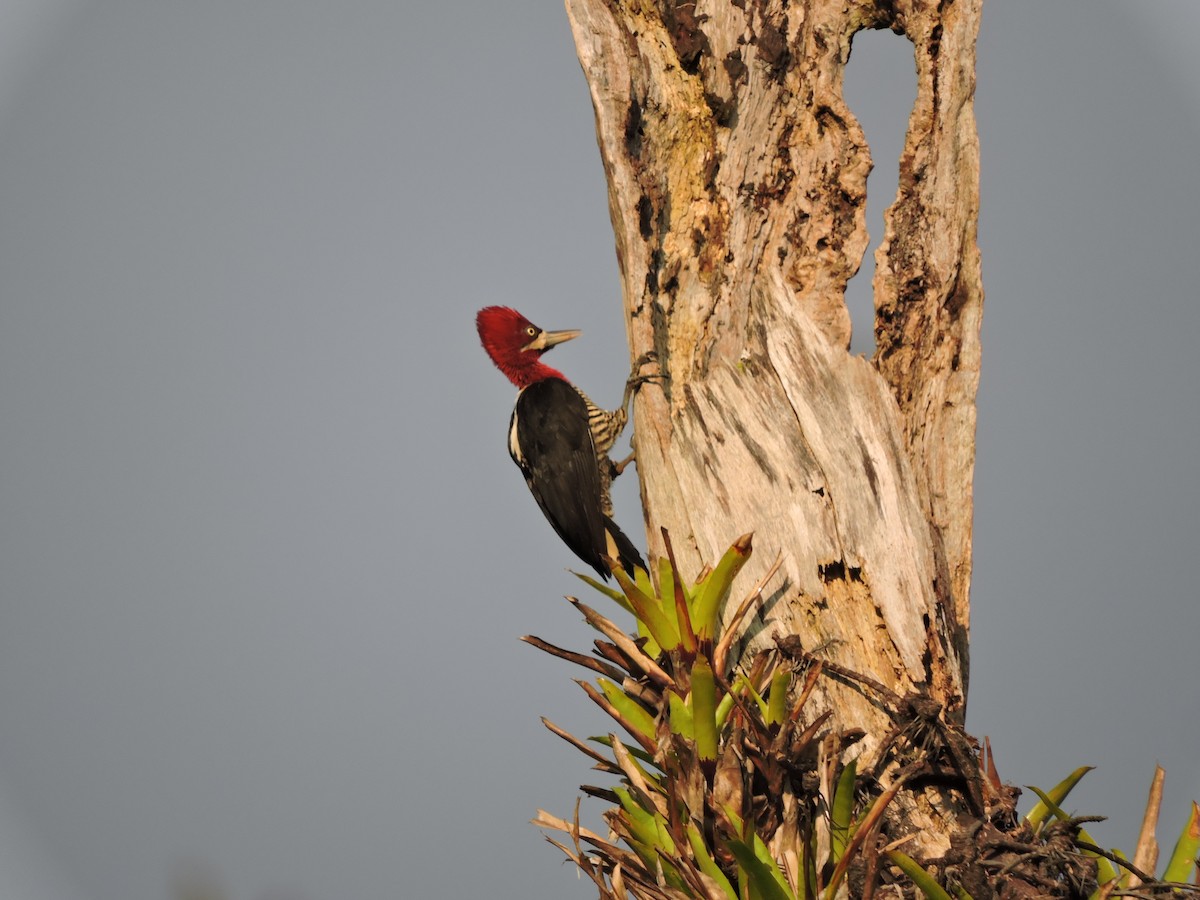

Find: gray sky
0;3;1197;899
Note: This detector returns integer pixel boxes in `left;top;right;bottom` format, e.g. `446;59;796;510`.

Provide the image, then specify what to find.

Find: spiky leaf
691;534;753;640
885;850;954;900
691;653;719;764
766;668;790;727
1161;801;1200;884
668;690;695;740
829;760;857;864
1026;785;1119;886
715;690;735;730
573;570;633;612
595;678;656;747
734;671;770;719
686;822;738;900
590;734;657;767
613;566;680;651
615;786;675;854
1024;766;1092;830
726;838;796;900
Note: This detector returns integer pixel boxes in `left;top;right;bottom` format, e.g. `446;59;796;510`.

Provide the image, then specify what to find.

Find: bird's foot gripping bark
607;353;662;487
621;351;665;415
611;450;636;478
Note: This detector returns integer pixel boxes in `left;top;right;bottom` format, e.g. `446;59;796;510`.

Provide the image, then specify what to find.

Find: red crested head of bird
476;306;581;388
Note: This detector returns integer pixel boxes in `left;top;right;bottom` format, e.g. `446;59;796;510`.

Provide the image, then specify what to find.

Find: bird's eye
526;327;537;337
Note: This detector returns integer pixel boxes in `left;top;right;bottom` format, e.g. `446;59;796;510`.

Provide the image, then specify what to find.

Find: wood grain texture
566;0;982;852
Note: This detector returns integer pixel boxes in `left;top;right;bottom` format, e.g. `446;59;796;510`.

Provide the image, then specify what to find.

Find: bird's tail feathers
603;517;647;578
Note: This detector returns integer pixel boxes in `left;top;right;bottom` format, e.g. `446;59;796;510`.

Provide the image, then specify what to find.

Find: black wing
511;379;611;577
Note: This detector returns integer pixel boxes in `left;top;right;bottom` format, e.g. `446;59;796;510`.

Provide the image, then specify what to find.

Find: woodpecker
476;305;647;579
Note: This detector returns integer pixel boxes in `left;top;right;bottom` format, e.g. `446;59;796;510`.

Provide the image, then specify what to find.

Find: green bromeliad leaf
615;786;675;853
667;690;694;740
1023;766;1092;829
734;670;770;719
572;570;631;612
766;668;790;727
589;734;656;766
691;653;719;764
1025;785;1119;887
885;850;955;900
614;786;690;891
1161;800;1200;884
715;689;735;730
613;567;680;652
690;534;752;640
597;678;656;744
829;760;856;865
726;837;796;900
685;821;738;900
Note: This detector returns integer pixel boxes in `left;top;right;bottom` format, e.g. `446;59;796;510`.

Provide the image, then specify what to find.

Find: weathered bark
568;0;982;853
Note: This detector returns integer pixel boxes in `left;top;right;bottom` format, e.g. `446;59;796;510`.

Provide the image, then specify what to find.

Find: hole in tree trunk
843;29;918;357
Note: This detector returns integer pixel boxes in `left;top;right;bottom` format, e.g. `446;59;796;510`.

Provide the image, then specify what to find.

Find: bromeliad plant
1019;766;1200;899
525;532;904;900
523;532;1200;899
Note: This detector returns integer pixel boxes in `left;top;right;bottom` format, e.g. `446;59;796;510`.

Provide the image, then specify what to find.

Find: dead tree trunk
568;0;983;853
